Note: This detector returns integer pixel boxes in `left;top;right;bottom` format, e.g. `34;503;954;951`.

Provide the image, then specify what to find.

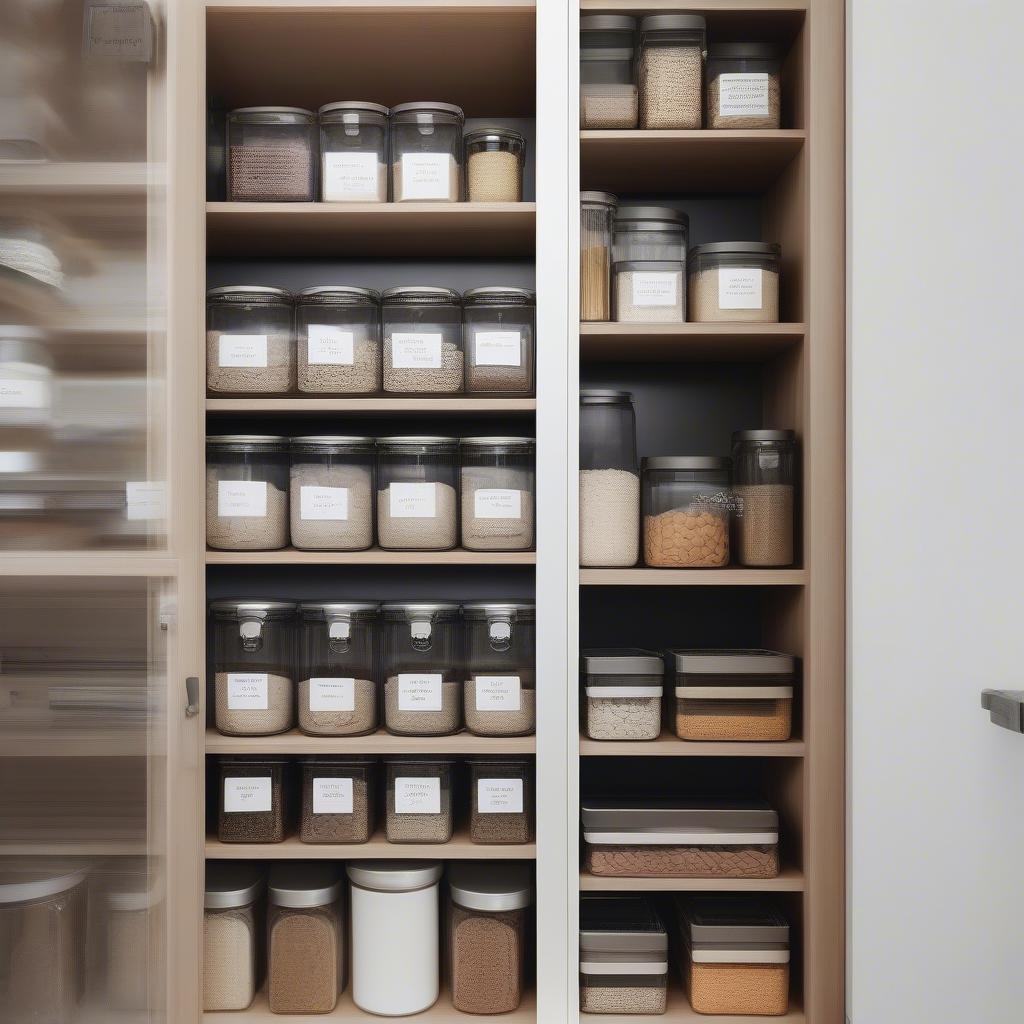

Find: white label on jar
323;151;380;199
300;485;349;521
0;379;49;408
473;331;522;367
758;451;781;470
631;272;678;307
308;677;355;712
217;480;267;518
125;480;166;521
718;73;771;117
218;334;268;368
399;152;451;200
718;268;764;310
477;778;524;814
389;482;436;518
475;675;522;712
223;776;272;813
398;672;443;711
390;332;443;368
226;672;269;710
313;777;354;815
474;488;522;520
394;776;441;814
306;325;354;365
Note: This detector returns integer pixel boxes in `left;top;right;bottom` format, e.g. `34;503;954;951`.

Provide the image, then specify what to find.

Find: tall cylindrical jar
227;107;317;201
460;437;535;551
206;286;294;395
637;15;707;129
295;286;381;394
731;429;796;567
376;436;459;550
463;287;535;395
390;102;464;202
203;862;263;1012
581;192;617;322
688;242;781;323
206;435;289;550
580;15;638;129
706;44;783;130
381;287;463;394
318;102;389;201
464;127;525;202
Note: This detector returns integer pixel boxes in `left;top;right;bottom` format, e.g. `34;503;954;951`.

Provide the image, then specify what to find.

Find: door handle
980;689;1024;733
185;676;201;717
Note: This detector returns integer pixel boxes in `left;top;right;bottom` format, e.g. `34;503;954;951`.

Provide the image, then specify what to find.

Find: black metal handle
185;676;201;718
981;689;1024;733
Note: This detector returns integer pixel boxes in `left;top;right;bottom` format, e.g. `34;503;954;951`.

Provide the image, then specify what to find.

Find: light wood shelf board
206;548;535;566
0;553;177;577
0;729;151;758
579;569;806;586
580;322;804;362
581;1;806;13
578;866;804;893
579;733;804;757
0;162;157;196
0;839;147;856
206;397;536;413
206;728;535;755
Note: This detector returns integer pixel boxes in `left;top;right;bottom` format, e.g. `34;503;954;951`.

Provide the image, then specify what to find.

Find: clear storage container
463;602;535;736
210;599;296;737
390;102;464;202
298;601;379;736
638;15;707;129
582;648;663;742
463;286;535;395
614;260;685;323
381;287;463;394
460;437;535;551
469;757;534;844
376;437;459;551
670;649;795;742
227;107;317;201
103;861;163;1012
707;44;783;130
447;862;532;1014
295;286;381;395
613;206;688;263
203;862;263;1012
580;15;639;129
642;456;732;568
206;286;294;396
732;429;796;567
267;863;345;1014
318;102;389;202
0;326;53;431
385;756;455;843
300;755;376;843
465;128;525;202
581;799;780;879
581;192;617;322
217;755;289;844
689;241;781;323
206;435;289;551
289;435;375;551
579;390;639;567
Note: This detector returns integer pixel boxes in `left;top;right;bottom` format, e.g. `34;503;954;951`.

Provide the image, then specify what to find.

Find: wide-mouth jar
460;437;535;552
462;287;535;395
300;755;377;844
613;206;688;263
318;102;389;202
390;102;464;203
381;286;463;394
227;107;317;202
217;755;289;844
464;127;525;202
582;648;663;742
295;286;381;395
580;15;639;129
707;43;783;130
731;429;797;567
638;14;707;129
203;862;263;1012
376;436;459;551
384;756;455;843
468;757;534;845
580;191;618;322
613;260;686;324
688;241;781;323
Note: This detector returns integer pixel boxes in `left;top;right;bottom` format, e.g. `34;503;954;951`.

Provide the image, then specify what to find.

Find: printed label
474;675;522;712
718;268;764;310
218;334;268;368
0;379;49;409
394;776;441;814
226;673;269;710
308;677;356;712
389;482;437;518
390;332;443;369
477;778;524;814
313;777;354;815
323;151;380;199
85;3;152;62
473;488;522;520
300;485;349;521
630;272;678;307
398;672;443;711
217;480;267;518
473;331;522;367
718;73;771;117
223;776;272;813
125;481;166;521
306;325;355;365
399;152;451;200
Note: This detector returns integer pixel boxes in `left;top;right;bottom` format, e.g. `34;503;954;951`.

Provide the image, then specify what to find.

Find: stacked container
612;206;688;324
582;649;664;741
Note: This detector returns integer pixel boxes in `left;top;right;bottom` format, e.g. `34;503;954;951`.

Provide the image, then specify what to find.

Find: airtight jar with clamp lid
382;287;463;394
463;602;535;736
460;437;535;551
206;435;289;551
227;107;317;201
465;127;525;202
391;102;464;202
732;429;796;567
376;436;459;550
580;15;638;129
203;862;263;1012
318;102;389;202
463;287;535;395
295;287;381;395
582;648;664;741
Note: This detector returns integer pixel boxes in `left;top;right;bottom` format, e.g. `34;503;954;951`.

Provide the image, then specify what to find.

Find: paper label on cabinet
306;325;355;365
125;481;166;521
308;677;356;712
322;151;380;199
718;268;763;310
397;673;443;711
226;673;269;710
474;675;522;712
223;776;272;813
477;778;524;814
399;153;451;200
394;776;441;814
390;333;443;368
630;272;678;307
473;489;522;520
718;73;771;117
473;331;522;367
0;379;49;409
300;485;349;521
313;777;354;815
217;480;267;518
218;334;268;368
389;482;436;518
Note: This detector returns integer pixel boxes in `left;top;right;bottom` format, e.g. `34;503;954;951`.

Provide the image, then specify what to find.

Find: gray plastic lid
615;206;688;227
462;286;535;304
671;649;796;675
300;601;378;617
462;601;534;620
732;429;796;444
318;101;389;117
464;127;525;147
0;858;91;905
207;285;291;300
710;43;781;61
691;241;781;258
678;896;789;947
581;798;778;832
209;599;296;617
381;285;460;305
581;191;618;208
582;648;663;675
580;895;667;953
347;860;442;893
448;862;532;912
642;456;730;472
581;15;636;32
268;863;342;908
459;436;535;452
229;106;315;121
297;285;379;302
580;388;632;405
614;260;684;273
640;14;706;32
390;102;464;119
204;862;263;910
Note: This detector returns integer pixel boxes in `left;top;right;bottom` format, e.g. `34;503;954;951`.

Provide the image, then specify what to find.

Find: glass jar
206;286;294;395
462;287;535;395
318;101;389;202
210;599;296;737
289;435;376;551
227;106;317;201
376;437;459;551
642;456;732;568
579;390;639;567
382;602;461;735
384;756;455;843
638;15;707;129
206;435;290;551
217;755;288;844
298;602;379;736
582;648;664;742
613;260;685;324
267;863;345;1014
707;44;783;130
731;429;796;567
381;287;463;394
469;757;534;844
580;15;638;129
613;206;688;263
390;102;464;202
203;862;263;1012
460;437;535;551
465;128;525;202
295;286;381;395
580;192;617;322
103;860;163;1012
688;242;781;323
0;326;53;431
447;862;532;1014
300;755;376;843
463;602;535;736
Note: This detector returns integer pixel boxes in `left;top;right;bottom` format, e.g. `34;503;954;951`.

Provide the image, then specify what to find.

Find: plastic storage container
298;602;379;736
582;648;663;741
460;437;535;551
670;649;795;742
465;128;525;202
613;206;688;263
206;435;289;550
217;756;289;844
732;429;796;567
581;799;780;878
707;44;783;130
469;757;534;844
0;326;53;432
206;286;294;396
318;101;389;201
385;756;455;843
579;895;668;1015
295;286;381;395
463;602;536;736
448;862;532;1014
381;287;463;394
210;599;296;737
638;14;707;129
390;102;464;202
614;260;686;323
580;15;639;129
462;287;535;395
203;862;263;1012
227;107;317;201
579;390;639;567
300;755;377;843
689;242;781;323
376;437;459;551
642;456;732;568
347;861;442;1016
581;192;617;322
103;861;162;1011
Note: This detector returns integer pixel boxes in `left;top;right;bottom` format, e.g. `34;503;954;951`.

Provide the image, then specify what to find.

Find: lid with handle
448;861;532;912
346;860;443;893
382;601;459;652
204;861;264;910
209;600;295;654
301;601;378;651
268;863;343;908
676;895;790;963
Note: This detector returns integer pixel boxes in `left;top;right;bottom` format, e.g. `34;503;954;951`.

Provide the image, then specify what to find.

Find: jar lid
670;649;796;675
290;435;376;454
459;436;535;452
580;895;667;954
642;456;729;471
615;206;688;227
300;601;378;617
391;101;465;119
209;599;296;616
462;286;535;305
461;601;535;620
732;429;795;444
297;285;379;302
230;106;315;118
710;42;781;60
0;858;91;905
640;14;706;32
582;648;663;676
614;260;684;273
580;388;632;404
347;860;443;893
690;241;780;258
580;15;636;32
381;285;460;305
204;862;263;910
206;434;289;452
464;127;525;147
268;863;342;908
581;191;617;208
677;896;789;952
581;798;778;834
381;601;460;617
206;285;291;300
448;862;532;912
318;100;390;117
104;859;164;911
377;435;459;453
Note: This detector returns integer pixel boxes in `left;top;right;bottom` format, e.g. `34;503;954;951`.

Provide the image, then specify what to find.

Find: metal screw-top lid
462;286;535;305
581;191;618;208
581;15;636;32
347;860;443;893
642;456;730;471
297;285;379;303
391;102;465;119
580;388;632;404
204;862;263;910
731;429;796;444
318;100;390;117
459;436;535;453
206;285;292;302
300;601;378;617
640;14;707;33
670;648;796;675
0;858;91;905
448;862;532;913
690;241;781;259
381;285;461;305
582;648;663;676
268;863;343;909
710;43;781;61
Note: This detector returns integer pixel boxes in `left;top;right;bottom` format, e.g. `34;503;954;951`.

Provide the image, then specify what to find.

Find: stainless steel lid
268;863;342;908
459;436;535;451
614;260;685;273
710;43;781;60
462;286;535;304
580;895;667;953
582;648;663;675
206;285;291;300
318;101;390;116
581;798;778;832
464;127;525;146
390;102;464;119
640;14;706;32
0;858;91;904
300;601;379;616
204;862;263;910
691;241;781;258
732;429;796;444
381;285;460;304
289;435;376;453
297;285;379;301
209;599;296;616
229;106;316;121
581;191;618;207
462;601;534;619
580;388;632;404
642;456;730;471
581;15;636;32
670;649;796;675
448;862;532;912
678;896;789;947
377;435;459;452
346;860;443;893
615;205;688;226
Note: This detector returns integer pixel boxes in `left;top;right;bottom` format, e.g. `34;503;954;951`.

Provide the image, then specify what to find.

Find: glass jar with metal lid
295;287;381;395
217;755;290;843
463;287;535;394
465;127;525;202
707;44;783;130
289;435;376;551
582;648;664;741
642;456;732;568
613;206;688;263
390;102;464;202
689;241;781;323
581;191;618;322
298;602;379;736
227;107;317;201
381;286;463;394
300;755;377;843
318;102;389;202
460;437;535;551
0;326;52;431
638;14;707;129
580;15;638;129
206;286;294;396
613;260;686;324
203;862;263;1012
463;602;535;736
376;437;459;551
732;429;796;567
206;435;289;550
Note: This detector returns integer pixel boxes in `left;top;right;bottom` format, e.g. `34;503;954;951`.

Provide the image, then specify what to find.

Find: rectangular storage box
468;758;534;845
582;649;663;742
217;756;288;844
299;756;375;844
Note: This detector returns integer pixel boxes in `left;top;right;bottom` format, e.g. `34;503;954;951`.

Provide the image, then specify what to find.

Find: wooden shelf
0;553;177;577
0;162;155;196
579;866;804;892
580;322;805;362
580;733;804;757
206;728;535;755
206;397;536;414
580;569;807;586
581;0;807;14
206;548;535;566
0;728;151;758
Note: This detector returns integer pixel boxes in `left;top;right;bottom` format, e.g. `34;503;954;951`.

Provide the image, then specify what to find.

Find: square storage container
638;15;707;129
376;439;459;552
385;756;455;844
300;755;376;844
227;107;317;201
318;102;389;202
390;102;464;202
203;862;263;1012
465;128;525;202
463;602;535;736
582;648;663;741
460;437;535;551
580;15;638;129
706;44;783;130
463;287;535;395
295;286;381;395
689;242;781;323
468;757;534;845
217;756;289;844
381;287;463;394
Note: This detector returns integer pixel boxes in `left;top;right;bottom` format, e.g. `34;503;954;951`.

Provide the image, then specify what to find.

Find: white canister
346;860;442;1015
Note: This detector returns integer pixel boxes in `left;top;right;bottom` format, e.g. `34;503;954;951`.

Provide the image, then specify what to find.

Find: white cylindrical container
346;860;442;1016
